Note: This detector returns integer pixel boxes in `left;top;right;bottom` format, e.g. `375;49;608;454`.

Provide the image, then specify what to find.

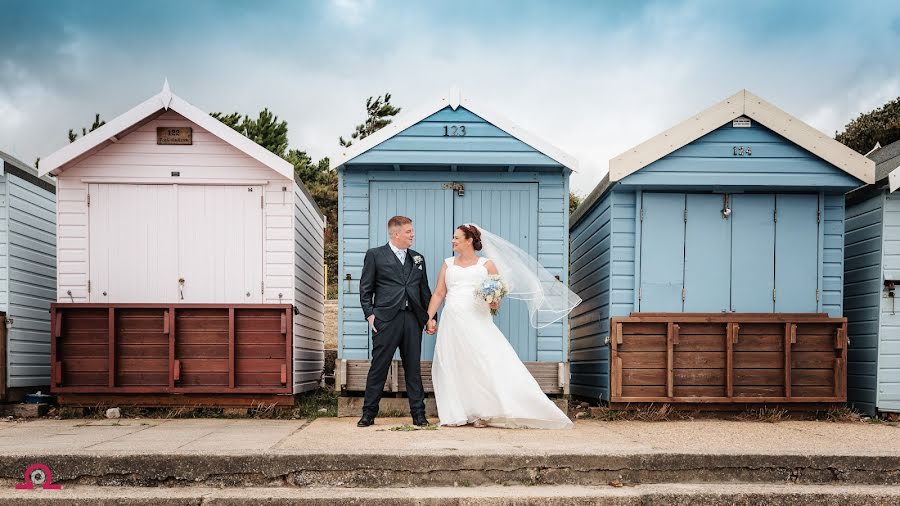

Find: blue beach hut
332;90;576;410
844;139;900;415
569;90;873;407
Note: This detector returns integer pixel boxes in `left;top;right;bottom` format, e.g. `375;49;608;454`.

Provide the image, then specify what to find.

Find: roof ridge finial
160;78;173;110
449;86;461;110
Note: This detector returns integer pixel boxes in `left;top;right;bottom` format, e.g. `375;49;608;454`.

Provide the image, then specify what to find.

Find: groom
357;215;436;427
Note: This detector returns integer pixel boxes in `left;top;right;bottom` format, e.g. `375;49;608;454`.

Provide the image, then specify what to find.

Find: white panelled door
177;186;264;303
88;184;179;303
88;184;264;303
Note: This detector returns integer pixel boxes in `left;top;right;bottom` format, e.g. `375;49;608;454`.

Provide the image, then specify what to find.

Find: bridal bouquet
475;274;509;316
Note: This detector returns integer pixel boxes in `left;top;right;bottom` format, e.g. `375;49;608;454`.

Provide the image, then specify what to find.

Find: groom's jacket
359;244;433;329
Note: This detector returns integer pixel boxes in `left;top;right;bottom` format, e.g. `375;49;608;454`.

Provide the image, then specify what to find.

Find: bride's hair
457;224;483;251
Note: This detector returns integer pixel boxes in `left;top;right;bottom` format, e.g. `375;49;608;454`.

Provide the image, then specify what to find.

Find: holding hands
426;318;438;335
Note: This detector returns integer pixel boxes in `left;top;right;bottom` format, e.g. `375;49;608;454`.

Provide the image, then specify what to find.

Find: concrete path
0;417;896;456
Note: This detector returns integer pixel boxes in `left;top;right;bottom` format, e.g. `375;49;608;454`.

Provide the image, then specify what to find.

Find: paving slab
0;417;897;488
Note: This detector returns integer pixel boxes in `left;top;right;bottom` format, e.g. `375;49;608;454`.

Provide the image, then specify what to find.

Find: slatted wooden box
50;304;294;407
610;313;847;405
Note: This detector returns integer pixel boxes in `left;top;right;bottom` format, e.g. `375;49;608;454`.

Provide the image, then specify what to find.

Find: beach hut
844;139;900;415
332;90;576;413
39;81;325;407
569;90;873;408
0;151;56;402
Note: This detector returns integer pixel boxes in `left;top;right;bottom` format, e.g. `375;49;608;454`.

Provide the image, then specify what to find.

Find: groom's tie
396;249;406;265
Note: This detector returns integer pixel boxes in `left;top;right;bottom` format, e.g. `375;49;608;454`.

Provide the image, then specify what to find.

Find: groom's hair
388;215;412;232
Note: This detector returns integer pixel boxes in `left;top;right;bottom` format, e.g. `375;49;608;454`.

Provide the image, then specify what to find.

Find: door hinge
683;208;687;223
87;280;91;293
817;209;821;223
773;287;776;302
261;281;265;295
638;287;642;301
773;208;777;223
86;193;91;207
816;288;820;302
261;195;265;209
640;207;644;222
682;288;686;301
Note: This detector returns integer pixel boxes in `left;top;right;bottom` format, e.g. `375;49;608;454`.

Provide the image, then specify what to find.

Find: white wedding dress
431;257;573;429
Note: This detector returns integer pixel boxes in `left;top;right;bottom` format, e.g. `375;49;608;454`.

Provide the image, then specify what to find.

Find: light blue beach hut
0;151;56;401
844;139;900;415
332;90;576;402
569;91;873;406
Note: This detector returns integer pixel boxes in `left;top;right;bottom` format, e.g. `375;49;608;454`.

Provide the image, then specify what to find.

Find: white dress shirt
388;241;407;265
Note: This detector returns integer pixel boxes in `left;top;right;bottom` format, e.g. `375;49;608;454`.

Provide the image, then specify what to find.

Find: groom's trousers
362;307;426;416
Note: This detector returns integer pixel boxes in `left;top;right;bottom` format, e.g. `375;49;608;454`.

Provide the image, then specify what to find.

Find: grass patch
818;407;864;423
736;406;788;423
294;388;339;420
386;424;438;431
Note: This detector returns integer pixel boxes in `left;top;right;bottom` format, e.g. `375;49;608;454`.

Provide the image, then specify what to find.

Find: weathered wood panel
51;304;293;403
610;313;847;404
340;359;565;395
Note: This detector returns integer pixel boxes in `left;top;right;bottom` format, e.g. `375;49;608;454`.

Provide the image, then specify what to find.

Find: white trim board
608;89;875;184
889;166;900;193
40;80;294;181
330;89;578;171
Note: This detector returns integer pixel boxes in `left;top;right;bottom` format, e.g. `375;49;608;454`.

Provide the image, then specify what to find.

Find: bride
424;224;580;429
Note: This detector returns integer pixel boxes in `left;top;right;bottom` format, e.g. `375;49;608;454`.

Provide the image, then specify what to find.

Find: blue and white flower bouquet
475;274;509;316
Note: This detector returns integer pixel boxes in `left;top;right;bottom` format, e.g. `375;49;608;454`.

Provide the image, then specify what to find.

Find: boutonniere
413;255;423;269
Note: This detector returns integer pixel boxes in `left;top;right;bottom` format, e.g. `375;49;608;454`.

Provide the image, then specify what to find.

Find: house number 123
732;146;752;156
443;125;466;137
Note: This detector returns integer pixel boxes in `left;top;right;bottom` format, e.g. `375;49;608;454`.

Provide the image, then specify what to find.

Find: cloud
2;1;900;196
330;0;376;25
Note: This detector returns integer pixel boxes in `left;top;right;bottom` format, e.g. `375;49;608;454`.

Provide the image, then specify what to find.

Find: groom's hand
367;315;378;333
426;319;437;335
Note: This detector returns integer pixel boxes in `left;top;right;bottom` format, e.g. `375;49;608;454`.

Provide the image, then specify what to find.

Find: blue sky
2;0;899;194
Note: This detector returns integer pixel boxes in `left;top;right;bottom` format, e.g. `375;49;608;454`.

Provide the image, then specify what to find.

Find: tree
339;93;401;147
835;96;900;154
569;192;582;215
212;109;339;297
68;113;106;143
210;109;288;157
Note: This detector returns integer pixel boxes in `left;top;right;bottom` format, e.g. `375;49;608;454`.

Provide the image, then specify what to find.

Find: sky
2;0;899;195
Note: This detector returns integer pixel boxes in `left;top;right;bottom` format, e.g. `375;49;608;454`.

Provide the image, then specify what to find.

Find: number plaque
157;127;193;145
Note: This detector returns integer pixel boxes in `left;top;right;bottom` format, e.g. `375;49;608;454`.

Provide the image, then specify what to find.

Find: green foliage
835;96;900;154
339;93;401;147
211;109;289;157
569;192;583;215
68;113;106;143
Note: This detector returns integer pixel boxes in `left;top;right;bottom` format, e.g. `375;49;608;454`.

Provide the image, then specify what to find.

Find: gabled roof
0;149;56;192
330;88;577;170
40;80;294;180
870;138;900;184
609;89;875;184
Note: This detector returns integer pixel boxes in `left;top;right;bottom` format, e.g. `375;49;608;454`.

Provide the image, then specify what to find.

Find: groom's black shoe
357;413;375;427
412;413;430;427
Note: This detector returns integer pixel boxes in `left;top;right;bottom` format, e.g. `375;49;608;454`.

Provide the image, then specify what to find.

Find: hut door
176;186;264;303
87;184;179;303
369;182;454;360
639;193;686;312
454;183;539;361
683;194;732;312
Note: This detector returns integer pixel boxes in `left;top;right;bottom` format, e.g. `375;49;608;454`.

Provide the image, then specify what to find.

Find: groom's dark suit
359;243;433;416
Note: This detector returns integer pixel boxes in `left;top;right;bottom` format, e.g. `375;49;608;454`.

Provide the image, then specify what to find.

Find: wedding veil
468;224;582;329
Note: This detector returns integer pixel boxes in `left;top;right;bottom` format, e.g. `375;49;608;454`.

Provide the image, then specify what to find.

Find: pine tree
68;113;106;143
339;93;401;147
210;109;288;157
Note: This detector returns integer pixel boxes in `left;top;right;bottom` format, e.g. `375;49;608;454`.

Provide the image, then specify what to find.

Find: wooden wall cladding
610;313;847;404
50;304;293;400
